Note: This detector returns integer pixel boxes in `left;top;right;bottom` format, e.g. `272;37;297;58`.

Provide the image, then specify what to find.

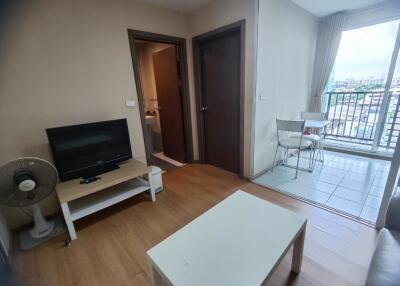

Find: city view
330;76;400;92
325;76;400;152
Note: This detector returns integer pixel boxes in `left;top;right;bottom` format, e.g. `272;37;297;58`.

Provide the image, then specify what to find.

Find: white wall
0;0;258;228
253;0;319;176
0;0;191;228
187;0;258;178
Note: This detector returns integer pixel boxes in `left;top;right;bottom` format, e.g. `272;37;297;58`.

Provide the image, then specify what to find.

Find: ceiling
136;0;212;12
291;0;390;17
137;0;392;16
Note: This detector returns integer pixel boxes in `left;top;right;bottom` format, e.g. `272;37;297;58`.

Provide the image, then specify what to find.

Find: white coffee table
147;190;307;286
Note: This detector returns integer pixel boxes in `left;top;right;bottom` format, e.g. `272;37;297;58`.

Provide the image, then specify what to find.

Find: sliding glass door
325;20;400;154
377;135;400;227
379;50;400;151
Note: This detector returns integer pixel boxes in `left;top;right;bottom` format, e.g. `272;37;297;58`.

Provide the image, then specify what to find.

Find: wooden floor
13;164;378;286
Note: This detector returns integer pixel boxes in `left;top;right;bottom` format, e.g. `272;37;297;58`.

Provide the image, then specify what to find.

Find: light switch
259;94;268;101
126;99;136;107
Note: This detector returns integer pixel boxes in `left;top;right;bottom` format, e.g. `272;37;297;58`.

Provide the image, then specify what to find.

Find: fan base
29;220;54;238
19;216;66;250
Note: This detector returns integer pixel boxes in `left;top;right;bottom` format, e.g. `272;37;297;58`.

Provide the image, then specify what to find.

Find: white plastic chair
272;119;313;179
301;111;326;162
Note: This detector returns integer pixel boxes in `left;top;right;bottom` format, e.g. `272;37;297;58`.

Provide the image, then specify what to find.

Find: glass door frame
374;22;400;227
372;22;400;152
377;136;400;228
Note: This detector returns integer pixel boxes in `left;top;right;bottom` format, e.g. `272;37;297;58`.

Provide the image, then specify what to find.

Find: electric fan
0;157;63;250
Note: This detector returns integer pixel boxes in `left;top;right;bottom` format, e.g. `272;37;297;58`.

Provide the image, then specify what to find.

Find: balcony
324;91;400;154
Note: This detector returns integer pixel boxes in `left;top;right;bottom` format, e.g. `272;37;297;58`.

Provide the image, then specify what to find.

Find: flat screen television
46;119;132;181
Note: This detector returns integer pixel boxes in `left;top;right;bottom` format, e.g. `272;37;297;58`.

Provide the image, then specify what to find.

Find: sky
333;20;400;82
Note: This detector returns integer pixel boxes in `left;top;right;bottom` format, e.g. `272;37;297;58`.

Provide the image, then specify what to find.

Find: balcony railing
325;91;400;152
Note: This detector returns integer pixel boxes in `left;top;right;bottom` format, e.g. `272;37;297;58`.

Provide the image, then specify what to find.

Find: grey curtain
311;12;347;112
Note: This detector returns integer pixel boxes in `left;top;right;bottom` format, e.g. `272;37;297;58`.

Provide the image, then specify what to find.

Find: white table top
147;190;307;286
304;120;330;129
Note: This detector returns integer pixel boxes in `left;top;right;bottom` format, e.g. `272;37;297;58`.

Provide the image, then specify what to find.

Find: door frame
127;29;194;164
372;22;400;152
192;20;246;177
377;136;400;228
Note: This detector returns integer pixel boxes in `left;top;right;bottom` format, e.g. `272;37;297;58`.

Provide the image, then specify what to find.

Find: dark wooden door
152;46;186;163
198;30;241;174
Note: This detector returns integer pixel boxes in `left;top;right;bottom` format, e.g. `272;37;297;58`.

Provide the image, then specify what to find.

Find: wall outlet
126;99;136;107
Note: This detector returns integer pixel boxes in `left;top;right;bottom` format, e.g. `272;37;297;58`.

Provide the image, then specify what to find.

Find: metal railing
383;93;400;148
325;91;400;151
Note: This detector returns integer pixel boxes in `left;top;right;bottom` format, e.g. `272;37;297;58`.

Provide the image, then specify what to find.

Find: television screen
46;119;132;181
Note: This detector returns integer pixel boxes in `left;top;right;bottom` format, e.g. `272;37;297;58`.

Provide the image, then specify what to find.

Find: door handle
201;106;208;112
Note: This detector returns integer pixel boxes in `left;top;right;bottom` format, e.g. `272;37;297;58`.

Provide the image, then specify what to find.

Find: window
327;20;399;93
324;20;400;153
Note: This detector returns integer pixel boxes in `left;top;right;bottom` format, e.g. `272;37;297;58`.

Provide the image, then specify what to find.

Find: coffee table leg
291;226;306;274
148;259;164;286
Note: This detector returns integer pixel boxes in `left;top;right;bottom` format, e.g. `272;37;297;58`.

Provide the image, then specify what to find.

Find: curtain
311;12;347;112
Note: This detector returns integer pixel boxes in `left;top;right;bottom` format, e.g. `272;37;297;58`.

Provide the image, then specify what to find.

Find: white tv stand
56;160;156;241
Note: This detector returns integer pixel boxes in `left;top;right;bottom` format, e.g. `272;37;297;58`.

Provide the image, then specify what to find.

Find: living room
0;0;400;285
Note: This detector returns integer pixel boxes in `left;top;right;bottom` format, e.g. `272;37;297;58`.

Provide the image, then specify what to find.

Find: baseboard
251;159;284;180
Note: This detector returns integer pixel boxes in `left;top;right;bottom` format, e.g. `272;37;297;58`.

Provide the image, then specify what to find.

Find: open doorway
128;30;193;171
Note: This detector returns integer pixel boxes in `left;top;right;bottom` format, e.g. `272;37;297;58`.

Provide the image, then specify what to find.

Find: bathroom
134;39;189;170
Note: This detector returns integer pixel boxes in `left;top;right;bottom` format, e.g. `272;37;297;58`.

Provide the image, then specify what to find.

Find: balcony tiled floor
253;150;391;224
